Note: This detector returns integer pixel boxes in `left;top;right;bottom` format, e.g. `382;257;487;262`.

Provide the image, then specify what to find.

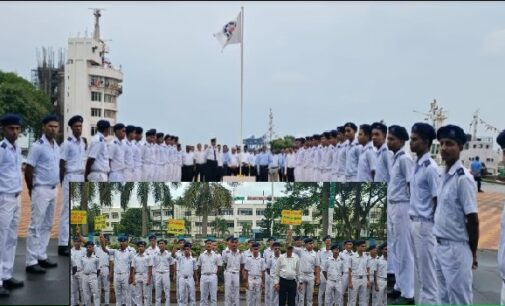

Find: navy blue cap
337;126;345;134
118;236;128;242
135;126;143;134
388;125;409;141
294;236;302;241
137;240;146;247
0;113;22;126
97;120;111;130
113;123;125;131
164;134;172;140
322;235;331;241
251;242;260;248
497;129;505;149
379;242;387;250
85;241;94;247
313;134;321;141
248;239;256;243
355;240;366;246
272;242;281;247
304;238;313;244
68;115;83;127
371;122;387;134
267;237;275;242
367;245;377;252
148;234;157;241
41;114;58;124
230;237;238;242
331;243;340;250
156;132;164;138
359;124;372;136
178;238;186;243
226;236;234;242
411;122;436;141
344;122;357;131
183;242;192;248
344;240;354;244
146;129;156;136
125;125;136;134
330;130;338;138
437;124;467;146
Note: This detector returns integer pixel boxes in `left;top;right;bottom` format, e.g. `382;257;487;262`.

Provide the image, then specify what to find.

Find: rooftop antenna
89;8;105;41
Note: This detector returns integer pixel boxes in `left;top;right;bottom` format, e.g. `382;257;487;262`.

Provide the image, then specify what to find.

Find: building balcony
88;66;123;82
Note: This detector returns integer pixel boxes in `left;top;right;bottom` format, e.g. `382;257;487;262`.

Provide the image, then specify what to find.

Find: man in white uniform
244;243;265;306
222;237;241;306
197;239;223;306
497;130;505;305
85;119;110;182
173;242;198;306
80;241;100;306
322;243;344;306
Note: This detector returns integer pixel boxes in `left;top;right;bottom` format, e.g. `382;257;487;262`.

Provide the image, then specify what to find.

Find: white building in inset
64;9;123;141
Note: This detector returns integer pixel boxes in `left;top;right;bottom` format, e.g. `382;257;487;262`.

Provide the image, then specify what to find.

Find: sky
1;1;505;147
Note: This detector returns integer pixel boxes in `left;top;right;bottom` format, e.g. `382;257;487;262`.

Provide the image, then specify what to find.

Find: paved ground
1;238;69;305
477;182;505;250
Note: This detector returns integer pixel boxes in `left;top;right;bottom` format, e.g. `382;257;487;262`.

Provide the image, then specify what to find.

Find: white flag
213;11;242;50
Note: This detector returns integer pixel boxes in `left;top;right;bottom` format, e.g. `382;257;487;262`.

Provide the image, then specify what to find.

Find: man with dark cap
244;242;266;306
0;114;24;295
322;243;344;306
367;245;378;306
432;124;479;305
154;132;166;181
329;130;340;181
94;233;111;306
345;122;360;182
371;122;391;183
182;144;195;182
375;243;388;306
357;124;377;182
263;237;276;303
293;237;320;306
496;129;505;306
86;119;110;182
340;239;355;305
108;123;126;182
301;137;313;182
172;241;197;306
335;126;347;182
265;241;282;306
142;128;157;181
131;240;153;306
348;240;370;306
145;234;159;303
205;138;218;181
71;235;85;306
222;237;242;306
385;125;415;305
133;126;144;181
294;137;306;181
317;235;332;306
25;114;60;274
407;122;440;305
59;115;85;256
197;239;223;306
320;132;334;182
123;125;136;182
81;241;100;306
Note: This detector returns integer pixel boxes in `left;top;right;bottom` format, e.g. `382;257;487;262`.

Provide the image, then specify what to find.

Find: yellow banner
94;215;107;231
168;219;185;235
281;210;302;225
71;210;87;225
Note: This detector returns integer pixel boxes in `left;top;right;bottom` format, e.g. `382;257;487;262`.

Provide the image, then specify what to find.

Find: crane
469;110;500;140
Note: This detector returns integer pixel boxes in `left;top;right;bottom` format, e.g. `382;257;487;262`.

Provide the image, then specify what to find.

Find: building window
104;109;116;118
112;212;119;219
91;126;97;136
239;221;252;227
164;211;170;216
185;211;192;217
227;222;234;228
238;208;253;216
473;144;477;149
256;209;265;216
486;145;490;149
104;94;115;103
221;209;233;216
91;91;102;102
91;108;101;117
195;222;202;227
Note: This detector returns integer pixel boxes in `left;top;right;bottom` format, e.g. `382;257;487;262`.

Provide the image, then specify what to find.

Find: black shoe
391;296;415;305
478;190;484;192
0;287;9;297
388;288;402;299
38;259;58;268
26;264;46;274
58;246;70;256
3;278;24;289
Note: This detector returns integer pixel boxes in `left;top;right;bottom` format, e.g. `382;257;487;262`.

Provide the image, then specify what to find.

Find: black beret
411;122;436;141
267;237;275;242
205;239;214;243
158;239;168;244
322;235;331;241
164;134;172;140
118;236;128;242
331;243;340;250
156;132;164;138
304;238;313;244
85;241;94;247
41;114;59;124
230;237;238;242
125;125;136;134
135;126;143;134
148;234;157;240
178;238;186;243
294;236;302;241
313;134;321;140
379;242;387;250
184;242;192;248
355;240;366;246
251;242;260;248
137;240;146;247
226;236;234;241
248;239;256;243
344;122;357;131
497;129;505;149
272;242;281;247
388;125;409;141
337;126;346;134
299;138;306;144
113;123;125;131
344;239;354;244
211;138;216;142
322;132;331;139
0;113;22;126
359;124;372;136
371;122;387;134
367;245;377;251
103;234;110;241
330;130;338;138
437;125;467;146
174;136;179;142
97;120;111;130
68;115;83;127
146;129;157;136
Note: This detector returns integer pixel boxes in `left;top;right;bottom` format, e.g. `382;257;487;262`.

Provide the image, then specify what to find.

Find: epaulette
67;137;72;142
397;151;405;157
0;142;6;149
423;159;431;167
99;137;104;142
456;168;465;176
113;140;118;144
38;139;44;144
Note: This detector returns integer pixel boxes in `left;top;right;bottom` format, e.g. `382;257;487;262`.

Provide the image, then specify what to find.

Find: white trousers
246;275;262;306
135;167;143;182
114;272;130;306
372;278;387;306
71;271;83;305
410;219;440;304
26;185;56;266
155;272;171;306
124;168;135;182
297;273;314;306
97;266;110;305
267;275;279;306
61;174;83;246
501;281;505;306
324;279;342;306
134;272;150;306
81;273;100;306
200;274;217;306
435;240;473;305
389;202;415;298
0;193;20;285
224;271;240;306
87;172;108;182
109;170;124;182
340;272;350;306
348;276;368;306
294;166;302;182
143;164;153;181
318;271;327;306
178;275;196;306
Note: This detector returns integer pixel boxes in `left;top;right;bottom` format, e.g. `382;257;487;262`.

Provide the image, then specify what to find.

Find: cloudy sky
1;1;505;146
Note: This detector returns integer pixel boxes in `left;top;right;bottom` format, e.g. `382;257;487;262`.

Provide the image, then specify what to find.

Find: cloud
482;28;505;56
270;71;309;86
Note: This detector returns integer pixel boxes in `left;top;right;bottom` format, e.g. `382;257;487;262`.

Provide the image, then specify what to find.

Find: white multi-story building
64;9;123;141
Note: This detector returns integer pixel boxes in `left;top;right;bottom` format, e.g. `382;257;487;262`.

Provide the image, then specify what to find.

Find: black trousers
474;175;482;191
279;277;297;306
217;166;223;181
206;160;218;182
182;165;194;182
259;166;269;182
279;168;285;182
195;164;205;182
223;164;229;176
287;167;295;182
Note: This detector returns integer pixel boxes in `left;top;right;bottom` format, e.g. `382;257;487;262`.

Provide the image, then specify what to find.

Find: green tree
270;135;295;151
210;217;230;238
241;223;252;238
179;183;233;236
114;208;151;237
0;70;52;138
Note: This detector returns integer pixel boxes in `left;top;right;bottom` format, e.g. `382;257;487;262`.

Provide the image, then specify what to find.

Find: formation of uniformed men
69;229;386;306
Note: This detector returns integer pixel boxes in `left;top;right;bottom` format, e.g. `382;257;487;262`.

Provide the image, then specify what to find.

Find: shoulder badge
423;159;431;167
67;137;72;142
0;142;6;149
99;137;104;142
113;140;118;144
38;138;44;144
456;168;465;176
397;151;405;157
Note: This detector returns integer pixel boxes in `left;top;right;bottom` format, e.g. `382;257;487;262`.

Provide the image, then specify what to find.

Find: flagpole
239;6;244;176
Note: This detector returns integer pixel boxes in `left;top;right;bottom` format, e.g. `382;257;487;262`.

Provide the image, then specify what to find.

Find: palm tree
210;217;229;238
241;223;252;238
179;182;233;236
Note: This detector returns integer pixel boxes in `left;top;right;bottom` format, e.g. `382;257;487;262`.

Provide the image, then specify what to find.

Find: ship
414;100;502;175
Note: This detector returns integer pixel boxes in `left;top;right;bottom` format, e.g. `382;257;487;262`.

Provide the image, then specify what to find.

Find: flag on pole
213;11;242;50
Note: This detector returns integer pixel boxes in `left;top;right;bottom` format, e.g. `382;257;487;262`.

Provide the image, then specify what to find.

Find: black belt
181;275;192;279
280;277;296;282
226;271;239;274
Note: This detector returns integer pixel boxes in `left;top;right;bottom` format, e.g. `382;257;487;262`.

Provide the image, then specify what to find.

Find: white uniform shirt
132;253;153;274
0;138;22;193
194;150;206;165
375;255;387;278
323;256;344;281
266;254;282;276
108;247;135;274
60;134;86;174
317;248;332;274
145;245;160;257
357;141;377;182
349;253;369;276
408;152;441;219
222;249;242;272
205;146;218;161
294;248;319;273
26;134;60;186
245;255;265;276
274;254;301;284
152;250;175;272
123;139;135;170
337;140;348;175
229;153;239;167
295;148;305;168
387;149;413;203
88;132;110;173
183;151;194;166
95;246;112;268
197;251;223;274
176;255;197;277
433;160;478;242
71;247;86;271
286;153;296;169
81;253;100;274
132;140;143;169
367;256;378;279
109;137;126;172
374;143;392;183
340;249;355;273
345;139;361;178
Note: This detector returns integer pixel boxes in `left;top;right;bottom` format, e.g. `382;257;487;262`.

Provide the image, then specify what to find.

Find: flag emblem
223;21;237;39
